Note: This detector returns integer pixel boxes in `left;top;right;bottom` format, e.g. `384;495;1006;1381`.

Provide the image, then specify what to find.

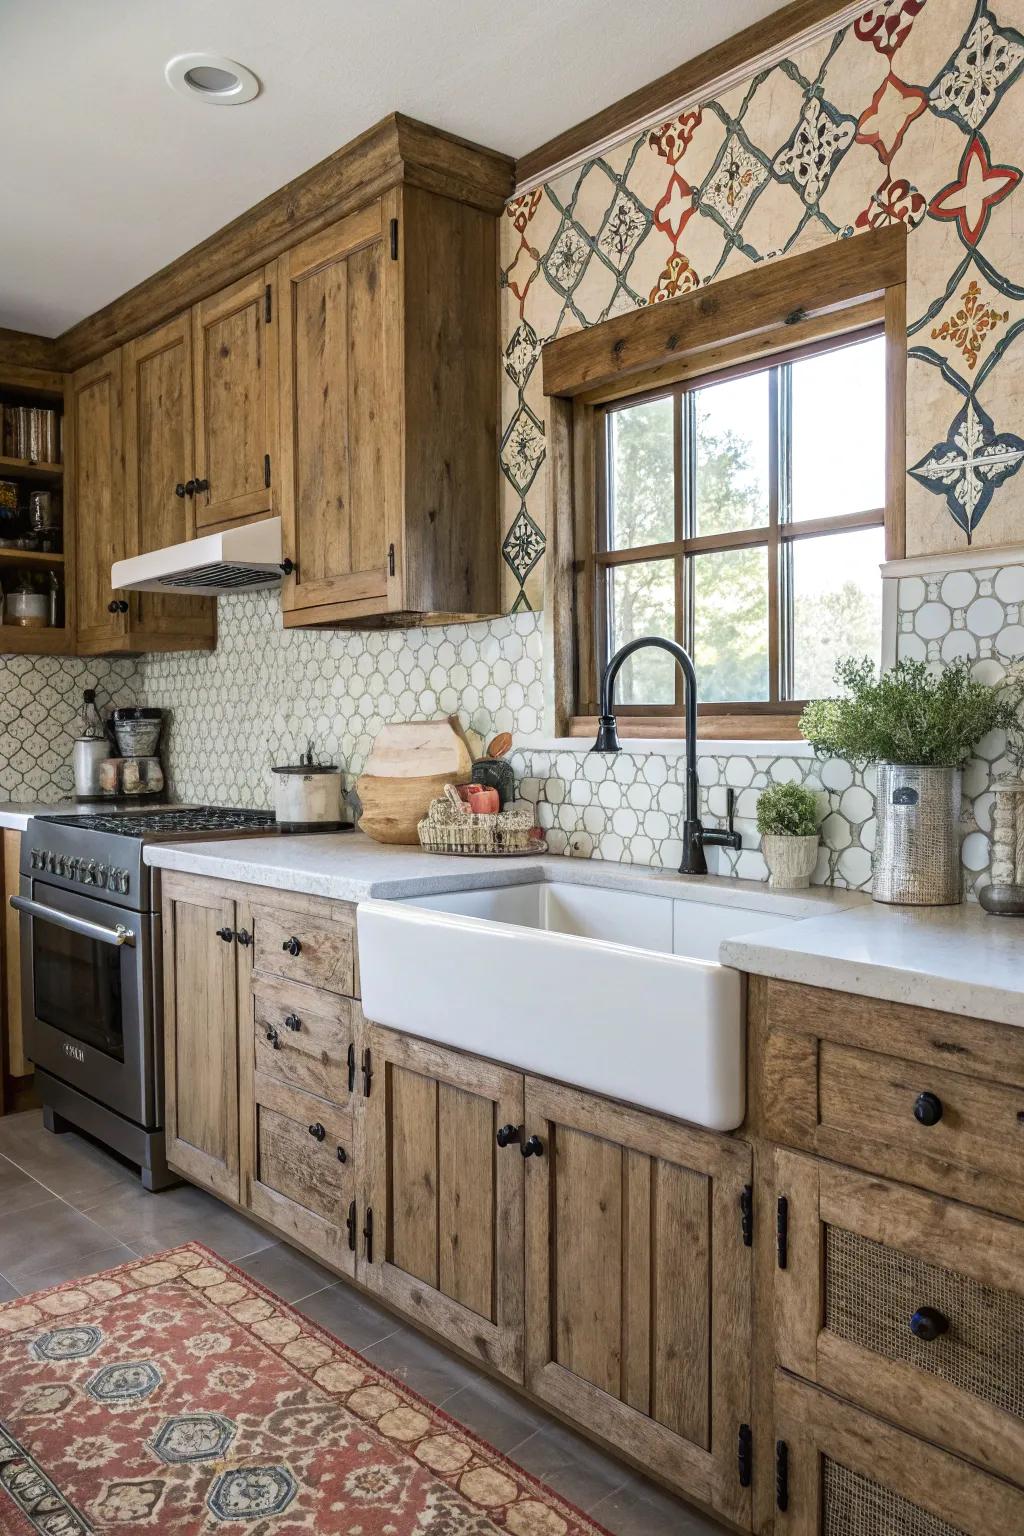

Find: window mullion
673;390;686;710
778;363;795;701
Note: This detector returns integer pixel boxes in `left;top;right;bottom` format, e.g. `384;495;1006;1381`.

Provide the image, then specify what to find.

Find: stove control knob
83;861;96;885
56;855;67;877
46;851;57;874
96;864;108;889
66;857;79;880
30;848;41;869
117;869;130;894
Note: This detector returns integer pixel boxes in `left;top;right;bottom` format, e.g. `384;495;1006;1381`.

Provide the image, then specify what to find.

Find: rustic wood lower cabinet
162;874;1024;1534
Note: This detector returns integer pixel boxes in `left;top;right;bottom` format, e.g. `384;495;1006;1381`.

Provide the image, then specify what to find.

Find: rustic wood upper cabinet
122;315;216;649
192;268;277;533
277;184;500;627
68;348;126;652
524;1076;753;1526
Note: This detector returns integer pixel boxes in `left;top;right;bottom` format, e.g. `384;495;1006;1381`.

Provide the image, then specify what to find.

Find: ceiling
1;0;782;337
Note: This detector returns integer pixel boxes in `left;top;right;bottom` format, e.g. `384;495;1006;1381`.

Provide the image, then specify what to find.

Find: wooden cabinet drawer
245;1072;356;1274
773;1151;1024;1488
249;898;355;996
755;980;1024;1219
252;979;358;1108
773;1371;1024;1535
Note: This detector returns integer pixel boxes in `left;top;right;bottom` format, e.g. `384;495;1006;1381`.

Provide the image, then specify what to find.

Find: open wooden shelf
0;623;70;655
0;456;63;482
0;548;64;569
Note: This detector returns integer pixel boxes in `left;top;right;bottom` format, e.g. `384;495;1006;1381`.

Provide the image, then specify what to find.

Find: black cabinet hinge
347;1042;356;1095
346;1199;357;1252
389;217;399;260
740;1184;753;1247
363;1206;374;1263
264;283;272;323
264;453;271;488
738;1424;752;1488
775;1440;789;1511
777;1195;789;1270
387;542;395;577
361;1047;373;1097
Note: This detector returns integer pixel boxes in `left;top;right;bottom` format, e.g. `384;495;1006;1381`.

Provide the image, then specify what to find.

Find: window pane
608;559;676;704
608;396;674;549
691;546;769;702
790;526;883;699
791;336;885;521
693;371;770;535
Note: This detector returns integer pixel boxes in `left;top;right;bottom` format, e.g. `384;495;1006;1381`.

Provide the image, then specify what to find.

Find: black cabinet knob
265;1026;279;1050
336;1145;347;1163
107;599;129;614
174;482;187;498
910;1306;949;1342
914;1091;943;1126
193;477;209;494
283;936;302;956
521;1135;544;1159
283;1013;301;1031
496;1124;521;1148
307;1122;326;1141
235;929;252;947
216;926;234;942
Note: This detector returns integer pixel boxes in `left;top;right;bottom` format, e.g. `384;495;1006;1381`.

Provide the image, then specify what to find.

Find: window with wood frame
542;226;907;741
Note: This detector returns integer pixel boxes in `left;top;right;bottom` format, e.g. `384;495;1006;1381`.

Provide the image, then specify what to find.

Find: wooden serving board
363;718;473;779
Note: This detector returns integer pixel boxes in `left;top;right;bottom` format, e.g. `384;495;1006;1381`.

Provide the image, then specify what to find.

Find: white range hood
111;517;284;596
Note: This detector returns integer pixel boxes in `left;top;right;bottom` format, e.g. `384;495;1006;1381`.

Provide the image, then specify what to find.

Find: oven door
15;876;160;1129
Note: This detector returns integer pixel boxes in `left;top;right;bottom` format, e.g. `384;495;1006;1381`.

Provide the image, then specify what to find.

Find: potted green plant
800;658;1017;906
756;782;822;889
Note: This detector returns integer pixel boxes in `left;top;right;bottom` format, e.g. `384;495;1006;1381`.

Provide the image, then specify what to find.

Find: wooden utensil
486;732;512;759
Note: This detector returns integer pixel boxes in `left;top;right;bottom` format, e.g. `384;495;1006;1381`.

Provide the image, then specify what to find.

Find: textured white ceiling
1;0;779;336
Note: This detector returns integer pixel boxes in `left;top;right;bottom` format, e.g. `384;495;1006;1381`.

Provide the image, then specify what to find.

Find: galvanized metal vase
872;763;962;906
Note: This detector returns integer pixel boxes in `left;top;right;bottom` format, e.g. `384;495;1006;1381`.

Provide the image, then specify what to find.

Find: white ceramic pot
272;760;343;830
762;833;819;890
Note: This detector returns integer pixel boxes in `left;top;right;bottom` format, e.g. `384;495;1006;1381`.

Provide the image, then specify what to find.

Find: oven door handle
10;895;136;948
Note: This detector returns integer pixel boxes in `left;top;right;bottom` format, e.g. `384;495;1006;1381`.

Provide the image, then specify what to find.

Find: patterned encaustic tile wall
499;0;1024;611
0;658;140;801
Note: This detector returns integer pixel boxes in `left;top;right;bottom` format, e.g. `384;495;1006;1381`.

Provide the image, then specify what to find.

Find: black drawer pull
346;1199;357;1251
521;1134;544;1159
496;1124;521;1148
216;926;234;943
283;1013;301;1031
363;1207;374;1263
235;929;252;947
193;477;209;493
282;936;302;956
914;1091;943;1126
347;1042;356;1094
265;1026;280;1050
336;1145;347;1163
307;1122;326;1141
910;1306;949;1342
362;1047;373;1097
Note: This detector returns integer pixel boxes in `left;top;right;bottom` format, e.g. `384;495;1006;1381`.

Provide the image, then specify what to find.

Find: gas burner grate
38;807;278;839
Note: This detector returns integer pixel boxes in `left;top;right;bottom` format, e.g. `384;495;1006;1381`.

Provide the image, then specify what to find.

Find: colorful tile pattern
500;0;1024;610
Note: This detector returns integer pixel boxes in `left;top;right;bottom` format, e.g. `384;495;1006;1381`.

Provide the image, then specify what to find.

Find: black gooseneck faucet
591;636;742;876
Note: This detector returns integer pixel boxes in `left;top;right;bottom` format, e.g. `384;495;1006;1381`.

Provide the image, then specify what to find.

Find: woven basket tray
418;783;537;856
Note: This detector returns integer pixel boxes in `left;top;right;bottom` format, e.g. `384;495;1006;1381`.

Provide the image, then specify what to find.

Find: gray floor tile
439;1374;550;1453
235;1242;339;1302
591;1473;731;1535
77;1181;274;1262
0;1154;60;1218
0;1199;124;1290
3;1243;140;1298
362;1323;482;1405
509;1424;630;1513
0;1115;138;1205
295;1281;405;1353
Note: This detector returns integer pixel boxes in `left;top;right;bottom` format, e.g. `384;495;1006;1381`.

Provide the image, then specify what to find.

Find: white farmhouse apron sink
357;879;796;1131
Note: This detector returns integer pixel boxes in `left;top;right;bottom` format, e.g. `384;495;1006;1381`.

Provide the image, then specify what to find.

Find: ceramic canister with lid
272;744;344;831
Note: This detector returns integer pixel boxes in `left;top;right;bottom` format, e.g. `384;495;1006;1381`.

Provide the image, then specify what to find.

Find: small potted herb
756;782;822;889
800;658;1016;906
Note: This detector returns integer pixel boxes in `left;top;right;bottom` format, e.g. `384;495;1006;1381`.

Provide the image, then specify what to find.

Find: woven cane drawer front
823;1460;966;1536
824;1225;1024;1422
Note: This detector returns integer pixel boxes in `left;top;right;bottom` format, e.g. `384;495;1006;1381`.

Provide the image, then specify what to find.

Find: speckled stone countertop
0;802;110;831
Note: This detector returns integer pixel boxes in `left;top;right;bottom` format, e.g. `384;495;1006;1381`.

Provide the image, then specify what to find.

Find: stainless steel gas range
13;807;278;1189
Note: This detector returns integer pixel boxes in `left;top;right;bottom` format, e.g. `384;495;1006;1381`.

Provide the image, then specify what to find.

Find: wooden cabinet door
123;314;216;646
277;199;400;623
524;1077;752;1527
69;348;127;651
360;1025;525;1381
162;874;242;1200
773;1149;1024;1488
192;268;277;531
773;1371;1024;1535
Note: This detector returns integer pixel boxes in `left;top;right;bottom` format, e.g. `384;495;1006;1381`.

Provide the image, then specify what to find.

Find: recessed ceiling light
165;53;260;106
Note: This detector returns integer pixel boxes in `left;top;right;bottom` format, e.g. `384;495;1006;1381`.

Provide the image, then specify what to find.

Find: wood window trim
542;225;908;741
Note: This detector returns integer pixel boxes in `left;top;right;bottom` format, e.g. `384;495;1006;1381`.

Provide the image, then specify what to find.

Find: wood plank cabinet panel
122;315;216;646
69;348;126;651
277;203;395;618
192;268;277;531
162;874;242;1200
252;978;357;1108
360;1025;524;1382
772;1149;1024;1488
773;1370;1024;1536
523;1075;751;1525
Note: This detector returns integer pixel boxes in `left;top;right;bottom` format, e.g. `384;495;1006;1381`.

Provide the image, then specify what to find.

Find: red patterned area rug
0;1242;611;1535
